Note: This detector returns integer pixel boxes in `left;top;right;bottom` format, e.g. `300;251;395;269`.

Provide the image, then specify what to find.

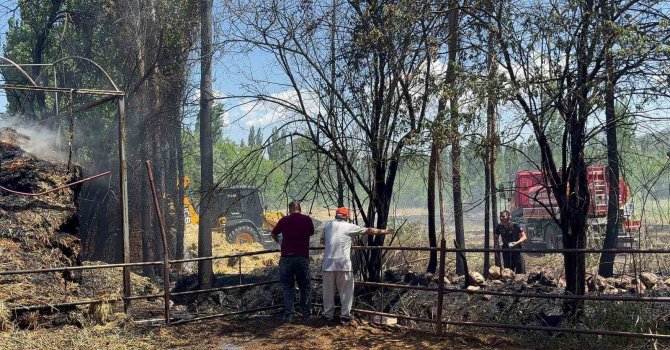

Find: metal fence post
436;238;446;334
239;256;244;310
118;96;131;314
145;160;171;325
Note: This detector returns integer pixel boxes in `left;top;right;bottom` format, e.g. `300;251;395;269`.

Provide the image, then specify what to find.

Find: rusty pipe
118;96;131;314
145;160;171;325
0;171;110;197
170;280;279;297
0;260;163;276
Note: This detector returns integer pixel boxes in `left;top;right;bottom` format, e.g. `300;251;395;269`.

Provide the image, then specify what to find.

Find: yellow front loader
182;178;282;247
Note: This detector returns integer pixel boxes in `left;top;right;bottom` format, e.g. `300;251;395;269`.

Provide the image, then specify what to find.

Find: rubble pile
372;265;670;333
172;264;284;315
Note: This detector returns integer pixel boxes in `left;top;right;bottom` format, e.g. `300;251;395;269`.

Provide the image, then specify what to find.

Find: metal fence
3;147;669;340
4;241;670;341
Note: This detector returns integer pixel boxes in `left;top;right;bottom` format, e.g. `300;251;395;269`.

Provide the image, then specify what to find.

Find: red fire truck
500;166;638;249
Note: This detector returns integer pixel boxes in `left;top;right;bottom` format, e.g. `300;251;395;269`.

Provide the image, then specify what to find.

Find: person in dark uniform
494;210;527;273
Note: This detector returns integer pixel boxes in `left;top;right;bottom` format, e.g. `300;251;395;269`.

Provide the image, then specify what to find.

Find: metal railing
346;241;670;340
4;239;670;341
4;160;670;340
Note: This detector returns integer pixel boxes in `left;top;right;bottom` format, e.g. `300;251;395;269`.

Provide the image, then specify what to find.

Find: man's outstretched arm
364;227;393;235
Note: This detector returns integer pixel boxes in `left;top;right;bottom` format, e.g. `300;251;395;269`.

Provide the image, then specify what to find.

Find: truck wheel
230;225;259;245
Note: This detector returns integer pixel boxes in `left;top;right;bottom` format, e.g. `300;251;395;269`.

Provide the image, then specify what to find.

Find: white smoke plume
0;115;66;161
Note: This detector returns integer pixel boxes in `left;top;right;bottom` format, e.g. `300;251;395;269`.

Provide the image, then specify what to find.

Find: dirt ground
0;316;519;350
199;317;518;350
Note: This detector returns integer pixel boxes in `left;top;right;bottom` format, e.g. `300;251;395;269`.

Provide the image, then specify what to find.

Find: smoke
0;115;66;161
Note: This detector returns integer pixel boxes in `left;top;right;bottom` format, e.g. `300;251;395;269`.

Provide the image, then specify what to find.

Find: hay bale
0;129;85;314
185;223;280;274
501;268;515;280
468;271;486;286
227;256;240;268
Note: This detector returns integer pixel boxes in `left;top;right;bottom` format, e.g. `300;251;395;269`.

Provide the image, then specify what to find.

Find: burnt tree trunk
598;0;620;278
427;140;438;274
176;122;185;262
141;137;156;280
485;0;500;269
491;159;500;267
483;155;491;277
446;0;465;275
198;0;215;289
330;0;344;209
562;0;594;316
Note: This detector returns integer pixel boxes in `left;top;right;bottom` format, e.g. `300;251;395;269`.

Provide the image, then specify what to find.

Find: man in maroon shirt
271;201;315;322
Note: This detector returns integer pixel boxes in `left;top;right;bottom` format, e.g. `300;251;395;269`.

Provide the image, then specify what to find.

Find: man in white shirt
321;207;392;324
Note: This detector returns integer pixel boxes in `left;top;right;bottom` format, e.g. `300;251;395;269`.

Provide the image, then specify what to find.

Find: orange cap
336;207;349;217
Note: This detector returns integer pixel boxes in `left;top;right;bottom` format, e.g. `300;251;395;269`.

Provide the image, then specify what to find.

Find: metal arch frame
0;56;38;86
0;56;132;313
0;56;122;96
38;55;121;92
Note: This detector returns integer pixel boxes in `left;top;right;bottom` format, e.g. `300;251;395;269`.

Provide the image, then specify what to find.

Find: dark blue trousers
279;256;311;319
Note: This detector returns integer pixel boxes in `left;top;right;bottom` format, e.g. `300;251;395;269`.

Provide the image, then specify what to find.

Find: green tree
212;103;226;144
247;125;256;148
255;127;263;149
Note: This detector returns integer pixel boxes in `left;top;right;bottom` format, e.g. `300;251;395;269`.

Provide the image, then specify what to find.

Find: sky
205;47;288;143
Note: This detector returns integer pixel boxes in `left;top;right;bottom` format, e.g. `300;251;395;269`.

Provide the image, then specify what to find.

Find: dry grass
76;262;159;299
0;323;163;350
0;303;12;331
0;316;517;350
381;220;670;278
183;223;279;274
87;302;113;325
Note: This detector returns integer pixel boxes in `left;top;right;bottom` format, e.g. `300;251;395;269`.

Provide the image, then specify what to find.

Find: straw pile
0;128;86;318
0;303;12;331
183;223;279;274
0;128;159;329
87;301;113;325
75;262;159;300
